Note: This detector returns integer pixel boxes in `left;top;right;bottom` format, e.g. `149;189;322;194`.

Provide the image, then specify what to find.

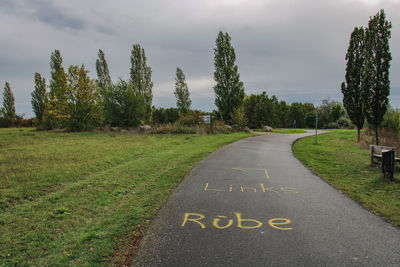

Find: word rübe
181;212;293;230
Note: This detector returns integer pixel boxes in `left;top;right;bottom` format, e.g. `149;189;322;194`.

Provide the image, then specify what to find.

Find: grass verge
272;128;307;134
293;129;400;227
251;128;307;134
0;128;253;266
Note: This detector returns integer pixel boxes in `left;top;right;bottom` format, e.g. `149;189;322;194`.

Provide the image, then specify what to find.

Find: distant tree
211;109;222;122
31;73;47;125
96;49;112;98
362;9;392;145
213;31;245;123
2;82;16;123
47;49;68;128
130;44;153;123
104;80;145;127
174;67;191;115
277;101;289;128
286;103;305;128
330;103;345;122
302;103;315;114
65;65;102;131
305;112;316;128
152;107;180;124
341;27;365;142
244;92;276;128
316;99;347;129
243;95;257;128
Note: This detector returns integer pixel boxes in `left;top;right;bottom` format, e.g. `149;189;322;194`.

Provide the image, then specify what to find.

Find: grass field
0;128;253;266
293;129;400;227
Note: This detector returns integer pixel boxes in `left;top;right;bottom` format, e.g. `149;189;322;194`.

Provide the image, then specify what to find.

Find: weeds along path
133;130;400;266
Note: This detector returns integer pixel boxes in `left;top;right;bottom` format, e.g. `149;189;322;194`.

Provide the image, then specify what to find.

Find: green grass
0;128;253;266
272;128;307;134
251;128;307;134
293;129;400;227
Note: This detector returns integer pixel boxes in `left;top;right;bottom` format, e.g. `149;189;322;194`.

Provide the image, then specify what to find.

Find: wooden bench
370;145;400;165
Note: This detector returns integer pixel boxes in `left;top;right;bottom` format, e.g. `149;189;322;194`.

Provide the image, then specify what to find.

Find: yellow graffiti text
181;213;206;228
181;212;293;231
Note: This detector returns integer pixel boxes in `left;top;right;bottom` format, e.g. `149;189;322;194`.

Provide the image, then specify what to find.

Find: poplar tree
341;27;365;142
48;49;68;128
130;44;153;123
174;67;191;115
362;9;392;145
96;49;112;98
2;82;16;121
31;73;47;124
213;31;245;123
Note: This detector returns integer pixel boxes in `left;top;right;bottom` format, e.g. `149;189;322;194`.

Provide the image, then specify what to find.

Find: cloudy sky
0;0;399;117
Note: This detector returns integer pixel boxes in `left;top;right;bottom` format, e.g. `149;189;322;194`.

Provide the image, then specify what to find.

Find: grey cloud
0;0;86;30
31;0;85;30
0;0;19;10
1;0;400;117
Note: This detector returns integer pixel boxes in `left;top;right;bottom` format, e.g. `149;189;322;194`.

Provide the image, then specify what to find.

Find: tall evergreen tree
2;82;16;120
341;27;365;142
31;73;47;124
362;9;392;145
48;49;68;128
213;31;245;123
96;49;112;98
130;44;153;123
174;67;191;115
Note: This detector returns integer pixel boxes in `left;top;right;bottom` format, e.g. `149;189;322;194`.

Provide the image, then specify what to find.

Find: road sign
202;115;211;124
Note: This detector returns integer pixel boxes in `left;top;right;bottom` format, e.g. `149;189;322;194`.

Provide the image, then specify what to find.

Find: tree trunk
375;125;379;145
357;127;361;143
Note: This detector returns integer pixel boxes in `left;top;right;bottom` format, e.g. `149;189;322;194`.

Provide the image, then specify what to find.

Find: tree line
1;45;194;131
0;9;393;136
0;31;362;132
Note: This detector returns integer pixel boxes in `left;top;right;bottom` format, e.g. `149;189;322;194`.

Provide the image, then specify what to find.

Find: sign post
315;108;318;144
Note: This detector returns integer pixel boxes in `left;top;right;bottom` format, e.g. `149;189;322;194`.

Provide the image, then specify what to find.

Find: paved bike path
132;131;400;266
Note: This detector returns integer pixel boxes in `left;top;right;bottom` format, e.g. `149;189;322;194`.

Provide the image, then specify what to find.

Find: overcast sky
0;0;399;117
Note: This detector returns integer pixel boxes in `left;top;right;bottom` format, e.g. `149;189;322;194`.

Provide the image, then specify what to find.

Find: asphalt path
132;130;400;266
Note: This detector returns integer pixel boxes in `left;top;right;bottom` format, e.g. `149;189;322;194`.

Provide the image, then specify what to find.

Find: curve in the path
132;131;400;266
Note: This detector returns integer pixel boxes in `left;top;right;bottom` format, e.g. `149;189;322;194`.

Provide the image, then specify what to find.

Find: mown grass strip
251;128;307;134
272;128;307;134
0;128;253;266
293;129;400;227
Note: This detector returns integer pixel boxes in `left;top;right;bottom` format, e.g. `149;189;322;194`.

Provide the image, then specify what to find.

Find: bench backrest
370;145;397;154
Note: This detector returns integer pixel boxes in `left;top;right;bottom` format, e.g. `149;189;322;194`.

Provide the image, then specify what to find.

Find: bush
212;120;225;126
0;117;12;128
151;123;208;134
231;107;247;128
381;108;400;134
17;118;34;127
149;122;235;135
152;107;180;124
0;115;34;128
327;122;339;129
176;111;205;126
337;117;352;129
